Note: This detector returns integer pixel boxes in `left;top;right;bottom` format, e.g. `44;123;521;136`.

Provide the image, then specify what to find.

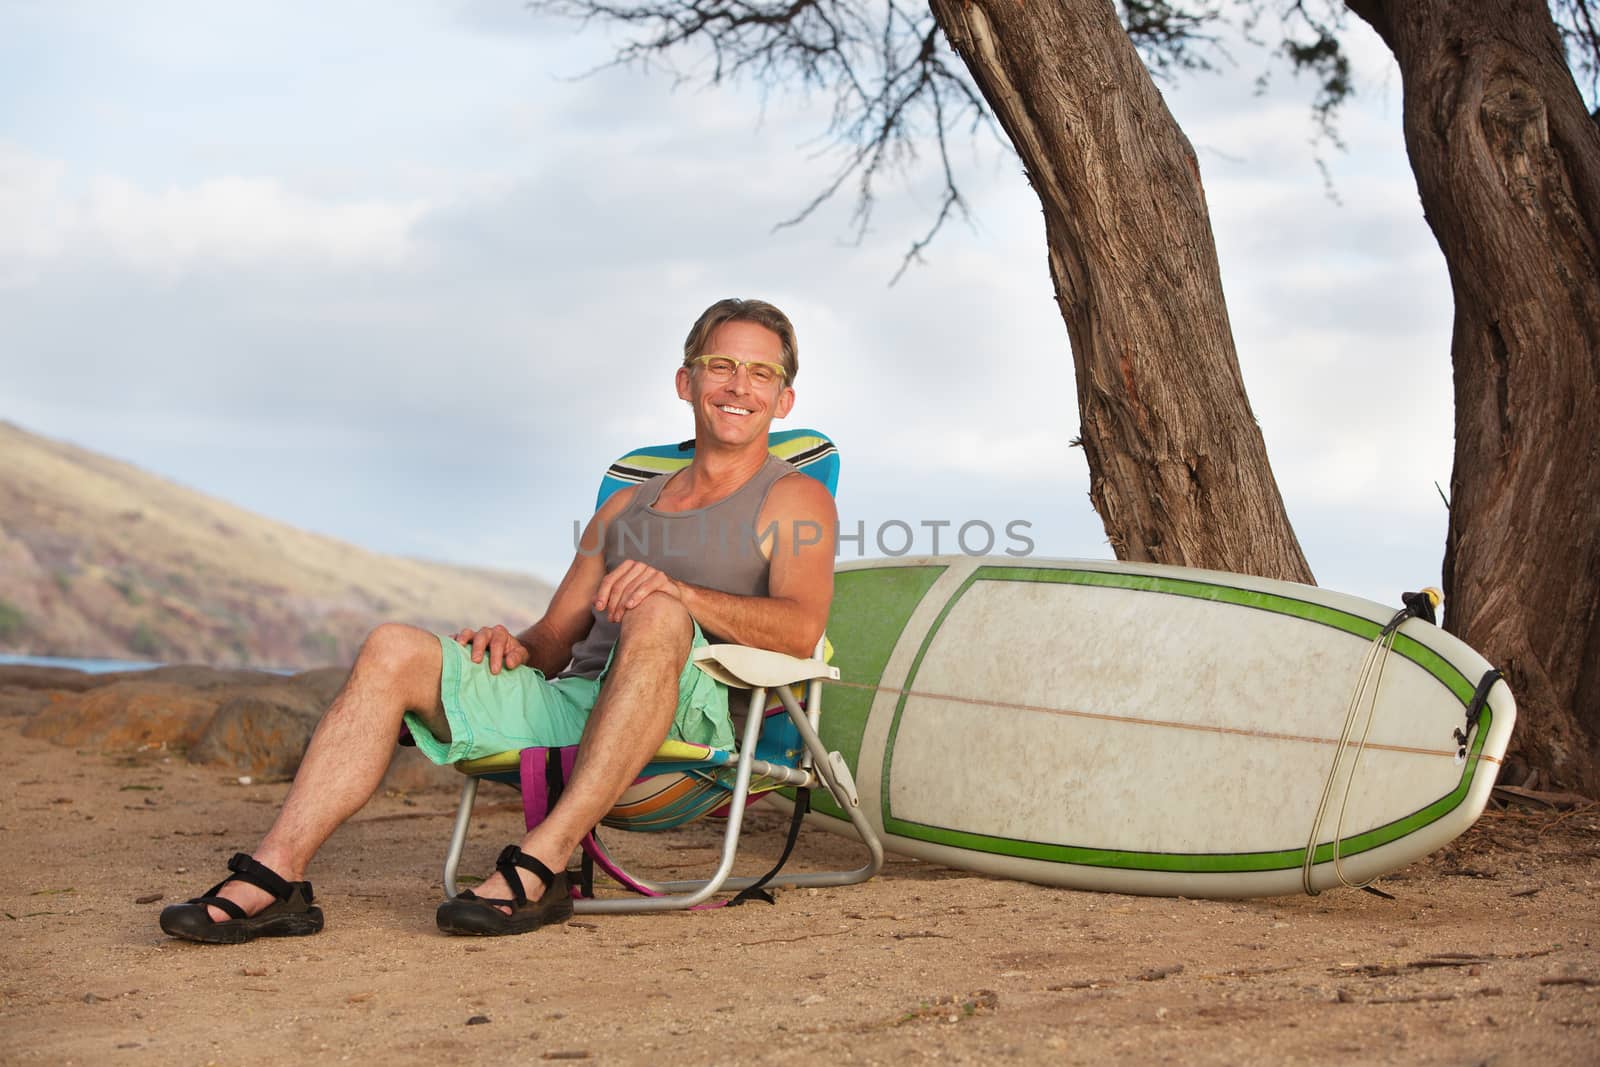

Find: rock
100;664;286;690
0;686;51;718
206;682;322;718
191;692;458;787
23;682;220;751
382;744;460;792
14;660;452;787
0;665;102;692
291;666;349;708
188;693;321;777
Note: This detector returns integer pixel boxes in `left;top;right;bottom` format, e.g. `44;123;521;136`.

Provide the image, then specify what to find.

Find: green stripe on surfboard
968;566;1477;703
804;564;946;820
878;564;1494;873
879;708;1496;872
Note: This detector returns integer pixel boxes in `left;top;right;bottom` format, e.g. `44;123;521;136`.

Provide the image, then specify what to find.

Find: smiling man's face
677;320;795;447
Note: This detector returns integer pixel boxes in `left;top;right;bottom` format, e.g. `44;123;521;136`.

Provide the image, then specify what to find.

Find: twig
1494;785;1591;810
1334;946;1558;978
1214;963;1301;979
1510;946;1561;960
1369;992;1459;1005
737;927;853;947
1536;800;1600;838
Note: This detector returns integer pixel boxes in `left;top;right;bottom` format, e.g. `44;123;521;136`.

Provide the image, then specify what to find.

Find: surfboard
792;556;1515;898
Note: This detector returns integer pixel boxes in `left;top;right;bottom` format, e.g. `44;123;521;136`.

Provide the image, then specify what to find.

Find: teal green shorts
404;625;733;765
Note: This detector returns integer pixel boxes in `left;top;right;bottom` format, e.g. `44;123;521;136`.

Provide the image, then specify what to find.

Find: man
159;297;837;941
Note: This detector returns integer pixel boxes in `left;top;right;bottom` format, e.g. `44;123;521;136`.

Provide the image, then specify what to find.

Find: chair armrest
691;644;840;689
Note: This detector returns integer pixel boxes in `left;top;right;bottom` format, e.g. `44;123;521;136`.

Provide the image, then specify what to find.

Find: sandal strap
223;852;296;902
454;888;516;907
191;894;247;920
493;845;556;907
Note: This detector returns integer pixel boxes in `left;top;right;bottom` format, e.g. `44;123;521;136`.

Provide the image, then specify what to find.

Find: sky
0;0;1459;610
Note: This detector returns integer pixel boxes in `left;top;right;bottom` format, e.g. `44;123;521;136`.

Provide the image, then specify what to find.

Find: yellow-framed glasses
685;354;788;387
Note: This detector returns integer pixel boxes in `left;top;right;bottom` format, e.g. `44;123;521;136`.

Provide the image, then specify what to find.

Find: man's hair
681;298;799;384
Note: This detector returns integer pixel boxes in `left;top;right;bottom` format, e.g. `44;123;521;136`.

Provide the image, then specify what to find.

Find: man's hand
452;625;530;675
594;560;684;623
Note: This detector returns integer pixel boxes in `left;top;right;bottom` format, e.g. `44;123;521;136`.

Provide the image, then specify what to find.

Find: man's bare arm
594;474;836;657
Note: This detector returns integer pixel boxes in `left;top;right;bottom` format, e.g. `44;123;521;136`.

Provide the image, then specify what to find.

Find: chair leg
575;685;772;913
442;775;479;899
756;683;884;890
575;682;886;911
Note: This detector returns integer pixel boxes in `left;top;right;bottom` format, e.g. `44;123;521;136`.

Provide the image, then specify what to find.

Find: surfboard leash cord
1302;590;1443;896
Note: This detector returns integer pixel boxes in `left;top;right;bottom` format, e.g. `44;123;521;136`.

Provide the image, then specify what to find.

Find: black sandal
159;853;324;944
435;845;573;936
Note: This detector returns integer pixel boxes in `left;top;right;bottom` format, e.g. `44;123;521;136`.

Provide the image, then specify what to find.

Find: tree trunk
928;0;1314;583
1349;0;1600;794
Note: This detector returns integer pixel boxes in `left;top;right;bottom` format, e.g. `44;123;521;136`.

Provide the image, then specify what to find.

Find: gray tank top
562;455;800;679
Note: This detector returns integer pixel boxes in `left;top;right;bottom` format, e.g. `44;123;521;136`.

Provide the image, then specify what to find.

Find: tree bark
1349;0;1600;793
928;0;1314;583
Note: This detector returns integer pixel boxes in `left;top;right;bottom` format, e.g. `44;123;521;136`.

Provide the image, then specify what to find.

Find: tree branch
522;0;1600;266
532;0;994;273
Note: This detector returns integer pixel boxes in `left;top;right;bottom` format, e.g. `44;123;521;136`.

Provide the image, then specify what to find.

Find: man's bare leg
467;594;692;909
201;623;449;921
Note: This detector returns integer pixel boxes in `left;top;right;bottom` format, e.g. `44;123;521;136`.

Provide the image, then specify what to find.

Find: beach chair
439;428;884;912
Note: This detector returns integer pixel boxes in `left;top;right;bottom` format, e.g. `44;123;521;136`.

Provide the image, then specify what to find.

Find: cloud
0;147;68;281
85;176;425;272
0;145;427;284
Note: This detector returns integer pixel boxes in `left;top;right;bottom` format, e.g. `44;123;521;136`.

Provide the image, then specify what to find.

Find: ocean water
0;653;302;675
0;653;165;674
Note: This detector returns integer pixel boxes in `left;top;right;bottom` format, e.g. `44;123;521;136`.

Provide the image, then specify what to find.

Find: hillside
0;421;553;668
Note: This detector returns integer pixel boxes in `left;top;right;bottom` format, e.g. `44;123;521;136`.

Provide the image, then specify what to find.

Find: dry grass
0;422;551;668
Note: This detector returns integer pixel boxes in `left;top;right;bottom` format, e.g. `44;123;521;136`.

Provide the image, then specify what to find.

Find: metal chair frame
441;639;885;911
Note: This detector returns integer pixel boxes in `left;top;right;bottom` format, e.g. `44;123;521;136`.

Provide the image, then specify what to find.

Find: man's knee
356;622;436;679
618;594;692;648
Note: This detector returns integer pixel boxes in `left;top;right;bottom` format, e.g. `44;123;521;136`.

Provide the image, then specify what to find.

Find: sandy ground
2;720;1597;1066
